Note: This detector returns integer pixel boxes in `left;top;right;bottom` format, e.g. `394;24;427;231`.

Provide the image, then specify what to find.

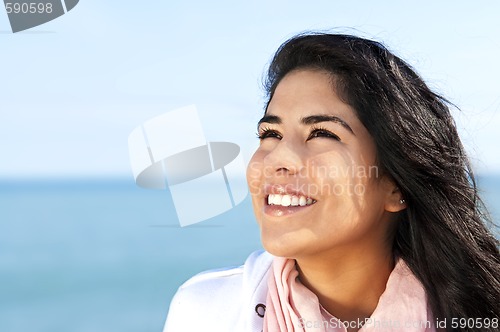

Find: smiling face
247;69;405;260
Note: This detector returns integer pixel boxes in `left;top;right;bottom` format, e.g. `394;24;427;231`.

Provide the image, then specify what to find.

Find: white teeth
281;195;291;206
268;194;314;207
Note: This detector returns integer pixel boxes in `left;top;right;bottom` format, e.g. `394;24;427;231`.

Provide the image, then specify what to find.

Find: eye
307;127;341;141
257;127;282;140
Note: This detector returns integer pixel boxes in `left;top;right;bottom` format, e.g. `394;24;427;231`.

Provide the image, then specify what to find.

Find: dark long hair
264;33;500;330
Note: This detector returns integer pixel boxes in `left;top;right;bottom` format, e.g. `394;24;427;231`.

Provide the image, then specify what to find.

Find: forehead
266;69;359;125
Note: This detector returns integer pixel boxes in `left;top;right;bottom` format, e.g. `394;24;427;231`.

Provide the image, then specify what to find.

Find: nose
263;139;304;177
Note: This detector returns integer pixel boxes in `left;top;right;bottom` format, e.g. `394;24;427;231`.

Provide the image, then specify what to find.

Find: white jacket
163;250;273;332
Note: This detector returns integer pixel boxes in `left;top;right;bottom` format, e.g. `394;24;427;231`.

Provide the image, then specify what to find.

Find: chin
259;229;306;259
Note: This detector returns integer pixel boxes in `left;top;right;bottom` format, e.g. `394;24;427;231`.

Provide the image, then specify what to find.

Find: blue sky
1;0;499;178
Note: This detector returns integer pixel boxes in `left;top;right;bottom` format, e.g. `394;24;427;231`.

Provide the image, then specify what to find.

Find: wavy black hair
264;33;500;330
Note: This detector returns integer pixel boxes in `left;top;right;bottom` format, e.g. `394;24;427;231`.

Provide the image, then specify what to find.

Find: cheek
306;154;357;196
246;152;265;195
314;149;375;183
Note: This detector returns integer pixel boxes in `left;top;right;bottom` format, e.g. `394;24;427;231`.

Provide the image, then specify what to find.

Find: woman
164;33;500;332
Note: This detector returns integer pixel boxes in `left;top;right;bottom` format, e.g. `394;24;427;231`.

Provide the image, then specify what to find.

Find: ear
382;178;407;213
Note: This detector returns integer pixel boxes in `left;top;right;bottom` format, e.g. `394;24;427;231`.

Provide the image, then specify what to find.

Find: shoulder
173;249;273;298
163;250;273;332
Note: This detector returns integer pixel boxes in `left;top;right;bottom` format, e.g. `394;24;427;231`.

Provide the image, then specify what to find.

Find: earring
399;199;405;204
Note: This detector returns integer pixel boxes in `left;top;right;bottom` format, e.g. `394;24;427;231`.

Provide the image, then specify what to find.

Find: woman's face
247;69;403;259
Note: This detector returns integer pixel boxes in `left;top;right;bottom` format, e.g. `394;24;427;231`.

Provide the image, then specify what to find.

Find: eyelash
256;127;281;140
256;126;341;141
308;126;341;141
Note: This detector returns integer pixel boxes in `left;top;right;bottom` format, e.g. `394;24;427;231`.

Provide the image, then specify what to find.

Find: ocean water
1;176;499;332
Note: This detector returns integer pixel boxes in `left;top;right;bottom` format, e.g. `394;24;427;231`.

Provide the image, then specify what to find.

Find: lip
263;183;315;198
264;203;315;217
262;183;317;218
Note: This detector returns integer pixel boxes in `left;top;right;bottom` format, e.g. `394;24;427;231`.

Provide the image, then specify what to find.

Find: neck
295;243;395;325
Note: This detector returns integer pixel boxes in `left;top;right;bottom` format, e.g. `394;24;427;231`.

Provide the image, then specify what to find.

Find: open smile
263;185;317;217
267;193;316;207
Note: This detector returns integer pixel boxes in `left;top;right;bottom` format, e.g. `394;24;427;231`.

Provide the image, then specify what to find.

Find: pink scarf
263;257;435;332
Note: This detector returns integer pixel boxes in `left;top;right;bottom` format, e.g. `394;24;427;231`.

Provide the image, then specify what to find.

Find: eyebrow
301;115;355;135
257;114;355;135
257;115;281;126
